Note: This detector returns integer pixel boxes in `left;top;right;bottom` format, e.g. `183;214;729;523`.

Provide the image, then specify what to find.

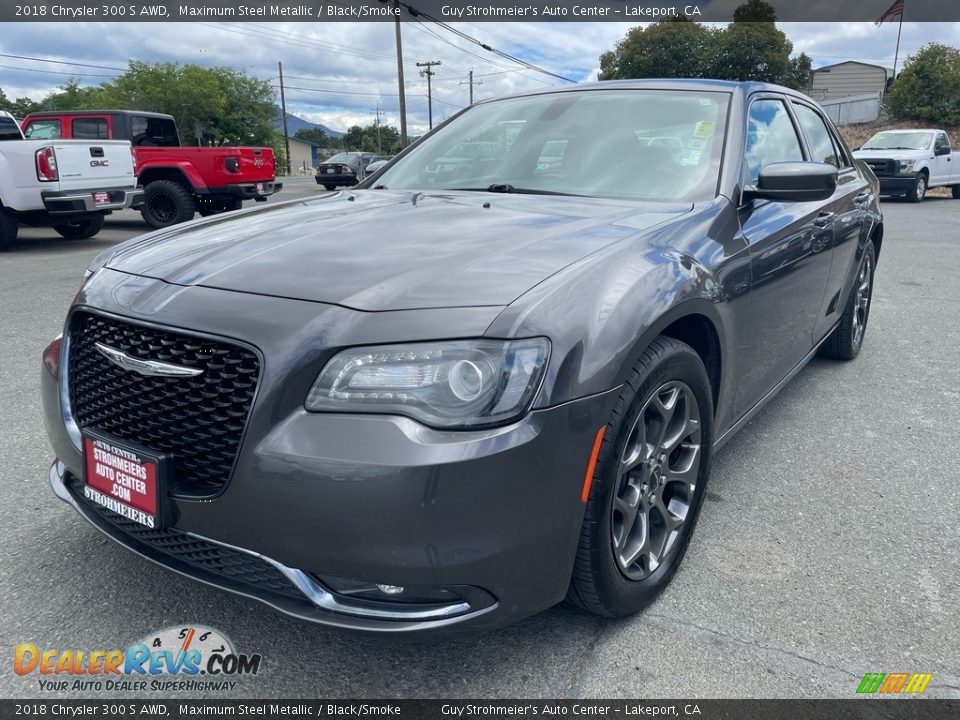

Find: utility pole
278;61;291;176
372;105;383;154
417;60;441;130
393;0;408;148
460;69;483;105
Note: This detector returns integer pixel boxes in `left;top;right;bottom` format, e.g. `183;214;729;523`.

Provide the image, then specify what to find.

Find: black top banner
3;0;960;23
2;700;960;720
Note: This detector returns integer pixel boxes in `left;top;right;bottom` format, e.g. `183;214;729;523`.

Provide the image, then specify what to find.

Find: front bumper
42;284;617;636
876;175;920;195
41;186;144;215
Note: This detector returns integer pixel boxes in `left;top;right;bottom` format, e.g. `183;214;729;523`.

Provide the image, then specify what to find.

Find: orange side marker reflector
581;426;607;503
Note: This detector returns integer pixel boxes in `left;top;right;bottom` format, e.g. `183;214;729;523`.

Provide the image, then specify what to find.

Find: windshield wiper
447;184;581;197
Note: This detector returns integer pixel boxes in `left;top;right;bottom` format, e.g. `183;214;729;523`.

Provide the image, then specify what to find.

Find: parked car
20;110;281;228
0;111;142;251
42;80;882;636
853;128;959;202
315;152;383;190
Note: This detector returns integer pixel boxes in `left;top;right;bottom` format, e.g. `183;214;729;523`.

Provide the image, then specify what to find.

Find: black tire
140;180;196;228
53;215;105;240
819;242;876;361
952;185;960;199
323;184;336;191
906;172;927;203
0;209;17;251
568;336;714;617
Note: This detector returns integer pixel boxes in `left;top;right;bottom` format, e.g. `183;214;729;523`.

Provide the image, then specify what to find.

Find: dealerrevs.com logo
14;625;261;692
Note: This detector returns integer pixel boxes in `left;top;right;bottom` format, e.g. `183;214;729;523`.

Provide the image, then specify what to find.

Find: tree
887;43;960;126
733;0;777;22
295;127;331;146
31;62;279;146
599;19;716;80
0;87;40;117
598;0;811;90
342;123;403;154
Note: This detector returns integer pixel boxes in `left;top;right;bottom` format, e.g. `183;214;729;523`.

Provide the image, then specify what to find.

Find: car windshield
326;153;358;164
373;89;730;202
862;131;933;151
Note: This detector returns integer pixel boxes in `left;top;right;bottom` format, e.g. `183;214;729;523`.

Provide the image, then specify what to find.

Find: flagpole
893;1;904;79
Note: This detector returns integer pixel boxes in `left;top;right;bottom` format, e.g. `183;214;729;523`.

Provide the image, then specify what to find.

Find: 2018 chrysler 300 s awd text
41;80;883;635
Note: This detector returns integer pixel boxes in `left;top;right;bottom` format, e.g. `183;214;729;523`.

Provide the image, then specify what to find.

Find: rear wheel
952;185;960;199
53;215;105;240
141;180;196;228
906;172;927;203
0;210;17;251
568;336;713;617
820;242;876;361
323;184;336;191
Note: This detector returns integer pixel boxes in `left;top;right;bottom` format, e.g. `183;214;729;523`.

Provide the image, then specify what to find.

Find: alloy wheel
149;192;177;224
852;253;873;348
611;380;702;580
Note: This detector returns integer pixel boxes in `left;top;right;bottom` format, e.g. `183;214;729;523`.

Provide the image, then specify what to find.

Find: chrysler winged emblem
94;342;204;378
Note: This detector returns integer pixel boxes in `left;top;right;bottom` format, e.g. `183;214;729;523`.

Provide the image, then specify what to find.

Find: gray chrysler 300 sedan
42;80;882;636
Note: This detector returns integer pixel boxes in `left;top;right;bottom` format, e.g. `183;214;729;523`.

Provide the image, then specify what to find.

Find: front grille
68;311;260;497
863;158;895;177
75;486;303;600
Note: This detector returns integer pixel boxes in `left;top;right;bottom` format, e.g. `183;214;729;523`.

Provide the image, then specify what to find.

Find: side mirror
935;145;951;156
743;162;838;203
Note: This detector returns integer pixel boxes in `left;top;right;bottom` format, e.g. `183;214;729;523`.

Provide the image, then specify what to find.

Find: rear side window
72;118;109;140
0;115;21;141
24;119;61;140
745;99;804;183
792;104;841;168
130;116;179;147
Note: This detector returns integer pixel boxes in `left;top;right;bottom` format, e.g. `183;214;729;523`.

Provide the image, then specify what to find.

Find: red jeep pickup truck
21;110;282;228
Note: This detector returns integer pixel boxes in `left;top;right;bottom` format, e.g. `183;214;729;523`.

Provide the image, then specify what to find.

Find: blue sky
1;21;957;134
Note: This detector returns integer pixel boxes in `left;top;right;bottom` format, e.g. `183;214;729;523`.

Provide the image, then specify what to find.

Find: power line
0;63;116;79
0;52;126;72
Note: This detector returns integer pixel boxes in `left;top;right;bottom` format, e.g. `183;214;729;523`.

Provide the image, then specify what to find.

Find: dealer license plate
92;191;111;206
82;432;165;529
326;168;335;174
255;183;265;194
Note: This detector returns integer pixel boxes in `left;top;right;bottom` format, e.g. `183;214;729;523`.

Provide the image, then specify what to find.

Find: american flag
876;0;905;25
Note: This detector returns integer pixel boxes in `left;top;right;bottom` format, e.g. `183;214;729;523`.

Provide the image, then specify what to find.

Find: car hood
106;190;691;311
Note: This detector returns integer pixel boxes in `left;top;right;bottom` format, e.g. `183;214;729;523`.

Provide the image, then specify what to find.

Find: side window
745;99;804;183
131;116;179;146
792;104;840;168
72;118;108;140
24;120;61;140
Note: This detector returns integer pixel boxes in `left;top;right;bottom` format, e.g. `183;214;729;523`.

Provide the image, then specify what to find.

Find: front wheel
53;215;105;240
820;242;876;361
568;336;713;617
906;173;927;203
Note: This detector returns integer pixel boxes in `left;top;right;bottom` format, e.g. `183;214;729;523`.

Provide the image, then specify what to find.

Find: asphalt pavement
1;180;958;699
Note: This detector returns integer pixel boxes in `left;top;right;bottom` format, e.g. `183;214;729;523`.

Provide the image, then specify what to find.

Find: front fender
486;199;749;426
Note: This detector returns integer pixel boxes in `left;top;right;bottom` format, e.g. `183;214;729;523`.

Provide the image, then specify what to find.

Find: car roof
481;78;810;104
25;109;173;119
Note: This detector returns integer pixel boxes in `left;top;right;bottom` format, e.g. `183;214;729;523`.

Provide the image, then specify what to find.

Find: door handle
814;212;835;228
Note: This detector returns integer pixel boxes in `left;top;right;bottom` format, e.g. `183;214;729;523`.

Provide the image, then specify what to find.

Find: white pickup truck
853;128;959;202
0;110;143;250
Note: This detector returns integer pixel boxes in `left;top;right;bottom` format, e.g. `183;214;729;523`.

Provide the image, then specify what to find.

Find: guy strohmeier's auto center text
14;3;704;20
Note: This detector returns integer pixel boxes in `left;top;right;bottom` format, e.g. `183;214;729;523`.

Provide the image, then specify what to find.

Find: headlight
898;159;919;173
305;338;550;429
